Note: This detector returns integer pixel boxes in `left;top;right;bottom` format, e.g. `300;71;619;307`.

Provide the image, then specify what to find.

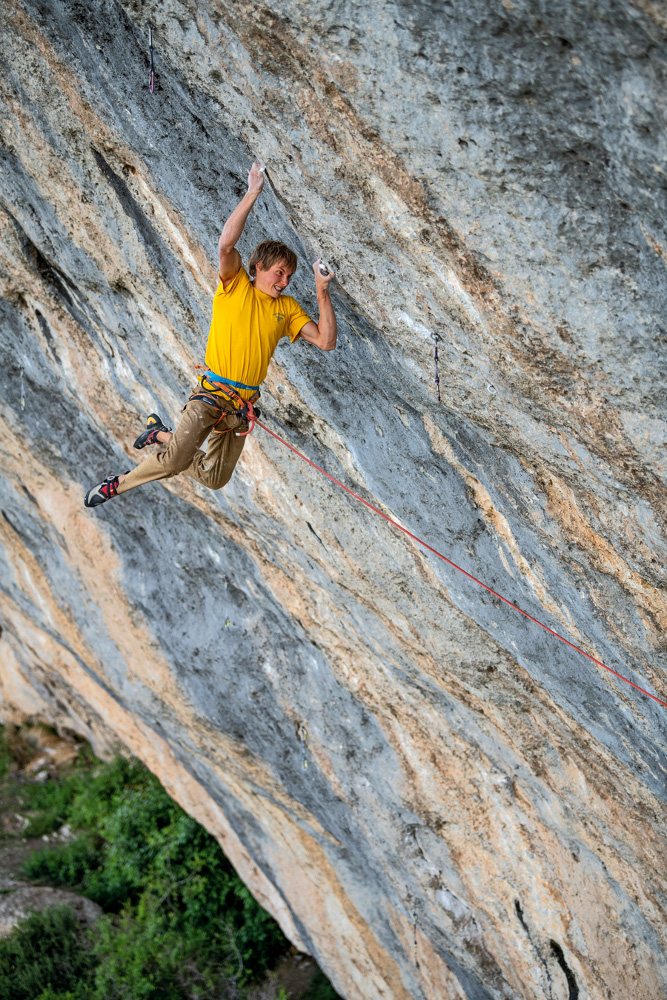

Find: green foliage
301;971;344;1000
20;750;128;837
2;736;338;999
23;834;101;888
302;969;342;1000
19;753;287;997
34;991;85;1000
89;907;248;1000
0;905;93;1000
0;726;11;778
33;991;85;1000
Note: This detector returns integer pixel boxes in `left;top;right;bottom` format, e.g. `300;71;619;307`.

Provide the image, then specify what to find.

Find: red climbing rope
255;419;667;710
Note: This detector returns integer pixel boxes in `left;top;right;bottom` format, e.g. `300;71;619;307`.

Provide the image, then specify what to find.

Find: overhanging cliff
1;2;666;997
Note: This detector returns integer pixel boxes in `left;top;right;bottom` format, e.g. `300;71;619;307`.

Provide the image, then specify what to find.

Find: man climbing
84;162;336;508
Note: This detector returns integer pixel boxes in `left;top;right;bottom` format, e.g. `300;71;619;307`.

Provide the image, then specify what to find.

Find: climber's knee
157;441;197;477
209;469;233;491
193;465;233;491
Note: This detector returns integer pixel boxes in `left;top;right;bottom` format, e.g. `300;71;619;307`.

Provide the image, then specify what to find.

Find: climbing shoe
133;413;171;450
84;473;126;508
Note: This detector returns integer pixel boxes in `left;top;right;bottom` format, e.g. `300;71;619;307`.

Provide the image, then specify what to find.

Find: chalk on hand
317;258;332;276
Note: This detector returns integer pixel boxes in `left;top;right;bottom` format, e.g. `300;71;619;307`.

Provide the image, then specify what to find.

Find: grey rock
0;886;102;938
0;1;666;998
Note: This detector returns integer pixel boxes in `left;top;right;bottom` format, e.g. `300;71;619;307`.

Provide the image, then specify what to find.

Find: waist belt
201;370;260;393
188;367;261;436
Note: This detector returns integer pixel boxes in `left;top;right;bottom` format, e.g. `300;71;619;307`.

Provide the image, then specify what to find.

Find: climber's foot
84;473;125;508
133;413;172;450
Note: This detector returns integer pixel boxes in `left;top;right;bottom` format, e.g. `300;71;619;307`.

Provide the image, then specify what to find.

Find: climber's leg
116;400;219;494
84;400;246;507
179;411;247;490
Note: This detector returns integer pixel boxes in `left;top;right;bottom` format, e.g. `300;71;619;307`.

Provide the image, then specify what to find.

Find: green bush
20;774;83;837
0;726;11;777
34;991;84;1000
89;907;248;1000
0;905;93;1000
23;834;102;889
20;750;126;837
2;739;338;999
20;755;287;996
302;971;344;1000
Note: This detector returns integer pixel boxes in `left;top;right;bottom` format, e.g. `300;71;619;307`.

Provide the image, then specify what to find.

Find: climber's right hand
247;162;265;195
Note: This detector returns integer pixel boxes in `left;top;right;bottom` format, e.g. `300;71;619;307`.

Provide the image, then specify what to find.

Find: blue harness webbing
202;370;260;392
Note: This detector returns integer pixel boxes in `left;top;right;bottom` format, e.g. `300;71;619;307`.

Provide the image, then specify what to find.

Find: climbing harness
188;367;260;436
240;415;666;710
432;334;441;403
200;369;260;393
148;26;154;93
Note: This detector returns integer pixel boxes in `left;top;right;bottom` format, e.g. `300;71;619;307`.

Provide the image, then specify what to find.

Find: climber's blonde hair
248;240;298;277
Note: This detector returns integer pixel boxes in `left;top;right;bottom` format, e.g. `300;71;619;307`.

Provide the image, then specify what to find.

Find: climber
84;162;337;508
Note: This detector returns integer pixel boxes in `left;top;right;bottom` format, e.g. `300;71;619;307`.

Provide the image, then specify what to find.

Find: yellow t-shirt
204;267;311;400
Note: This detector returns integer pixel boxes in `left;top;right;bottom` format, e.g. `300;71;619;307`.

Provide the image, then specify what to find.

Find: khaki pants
118;397;247;495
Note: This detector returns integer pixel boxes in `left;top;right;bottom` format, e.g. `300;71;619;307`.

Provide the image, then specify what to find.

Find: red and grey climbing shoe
84;473;125;508
133;413;171;450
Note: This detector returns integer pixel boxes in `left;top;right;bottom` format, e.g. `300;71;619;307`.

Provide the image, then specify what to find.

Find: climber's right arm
218;163;265;286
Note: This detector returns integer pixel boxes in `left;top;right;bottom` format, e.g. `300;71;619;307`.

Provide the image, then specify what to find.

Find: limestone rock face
1;2;666;997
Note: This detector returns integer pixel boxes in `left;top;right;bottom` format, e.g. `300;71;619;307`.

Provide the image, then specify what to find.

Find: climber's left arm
298;264;337;351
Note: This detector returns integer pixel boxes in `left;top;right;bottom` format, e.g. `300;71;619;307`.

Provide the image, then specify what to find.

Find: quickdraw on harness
189;366;261;437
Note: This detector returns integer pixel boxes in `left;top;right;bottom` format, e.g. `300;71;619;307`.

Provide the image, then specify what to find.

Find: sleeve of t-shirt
285;297;313;343
216;266;251;299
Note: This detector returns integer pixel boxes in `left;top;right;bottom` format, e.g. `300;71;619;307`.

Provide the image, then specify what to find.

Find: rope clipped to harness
234;393;258;436
191;366;260;436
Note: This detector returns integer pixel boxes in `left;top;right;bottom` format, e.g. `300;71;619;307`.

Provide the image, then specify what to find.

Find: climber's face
255;259;294;298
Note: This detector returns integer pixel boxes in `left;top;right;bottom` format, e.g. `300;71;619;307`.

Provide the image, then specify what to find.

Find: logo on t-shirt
273;314;285;322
